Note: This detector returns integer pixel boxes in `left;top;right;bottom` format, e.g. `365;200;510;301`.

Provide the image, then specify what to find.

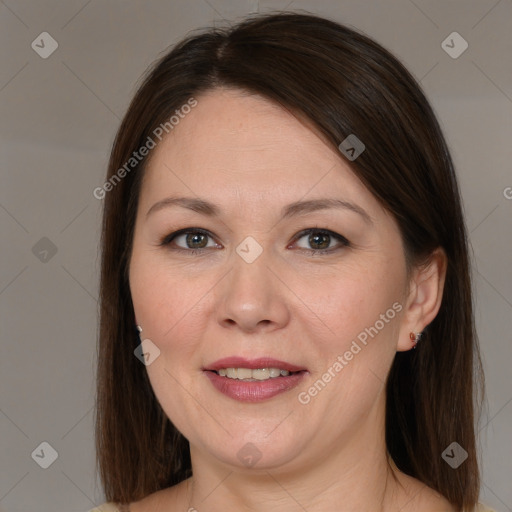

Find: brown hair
95;11;485;510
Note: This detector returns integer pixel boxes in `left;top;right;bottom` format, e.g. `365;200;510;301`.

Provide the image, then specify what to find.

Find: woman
91;12;494;512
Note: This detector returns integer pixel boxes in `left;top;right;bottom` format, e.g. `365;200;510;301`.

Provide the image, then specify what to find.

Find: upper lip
204;357;307;372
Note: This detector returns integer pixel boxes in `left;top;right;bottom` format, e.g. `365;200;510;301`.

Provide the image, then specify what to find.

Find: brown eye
184;232;209;249
293;228;349;253
308;232;331;250
160;228;219;252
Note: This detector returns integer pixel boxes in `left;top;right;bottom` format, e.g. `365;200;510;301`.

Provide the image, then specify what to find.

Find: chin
198;428;310;471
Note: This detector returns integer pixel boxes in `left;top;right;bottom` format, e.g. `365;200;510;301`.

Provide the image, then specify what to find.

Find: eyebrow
146;196;373;224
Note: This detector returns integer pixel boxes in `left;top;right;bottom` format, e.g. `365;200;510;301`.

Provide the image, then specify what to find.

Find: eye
159;227;350;255
292;228;349;254
160;228;220;253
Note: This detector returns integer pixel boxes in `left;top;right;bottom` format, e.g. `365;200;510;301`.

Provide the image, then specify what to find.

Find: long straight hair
95;12;485;510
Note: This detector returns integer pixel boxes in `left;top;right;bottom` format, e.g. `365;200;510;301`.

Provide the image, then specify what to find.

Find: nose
216;249;291;333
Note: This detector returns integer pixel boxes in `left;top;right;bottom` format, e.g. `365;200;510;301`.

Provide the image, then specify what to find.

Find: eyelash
159;227;350;256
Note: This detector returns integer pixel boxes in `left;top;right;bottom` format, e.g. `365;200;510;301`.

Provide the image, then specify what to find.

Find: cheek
296;270;403;424
129;256;207;433
300;260;404;344
295;262;405;417
130;249;203;337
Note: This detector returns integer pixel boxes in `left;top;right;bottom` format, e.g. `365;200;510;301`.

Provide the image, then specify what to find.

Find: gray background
1;1;511;511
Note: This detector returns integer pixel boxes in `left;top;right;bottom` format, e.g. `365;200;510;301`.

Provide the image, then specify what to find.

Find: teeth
269;368;281;378
216;367;292;380
252;369;269;380
237;368;252;379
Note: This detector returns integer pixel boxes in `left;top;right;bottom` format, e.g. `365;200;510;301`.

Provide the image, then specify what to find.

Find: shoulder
128;480;189;512
87;480;188;512
87;504;127;512
475;503;497;512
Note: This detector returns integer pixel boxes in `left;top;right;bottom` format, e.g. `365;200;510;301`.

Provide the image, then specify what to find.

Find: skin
128;87;451;511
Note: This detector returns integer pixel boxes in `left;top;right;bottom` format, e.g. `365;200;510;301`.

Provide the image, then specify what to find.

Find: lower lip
204;370;307;402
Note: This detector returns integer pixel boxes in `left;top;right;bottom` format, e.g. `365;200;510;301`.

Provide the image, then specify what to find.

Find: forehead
140;88;377;214
151;88;333;164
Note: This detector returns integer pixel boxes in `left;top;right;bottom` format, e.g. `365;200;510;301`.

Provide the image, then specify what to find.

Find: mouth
203;357;308;402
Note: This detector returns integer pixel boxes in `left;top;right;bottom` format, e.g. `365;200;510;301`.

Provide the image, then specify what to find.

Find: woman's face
129;87;411;471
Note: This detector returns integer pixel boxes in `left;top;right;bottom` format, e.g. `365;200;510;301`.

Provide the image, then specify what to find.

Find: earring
409;331;422;349
136;325;142;335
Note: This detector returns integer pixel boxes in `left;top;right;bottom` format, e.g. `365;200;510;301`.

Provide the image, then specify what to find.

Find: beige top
475;505;497;512
88;502;497;511
87;505;128;512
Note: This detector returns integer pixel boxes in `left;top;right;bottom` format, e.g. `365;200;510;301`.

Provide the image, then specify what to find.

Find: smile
203;357;308;402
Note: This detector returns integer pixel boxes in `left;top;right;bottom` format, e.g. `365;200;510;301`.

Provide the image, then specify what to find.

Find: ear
397;248;447;352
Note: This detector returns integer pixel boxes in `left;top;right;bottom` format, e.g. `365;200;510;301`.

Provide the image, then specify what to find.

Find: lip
204;370;307;402
203;357;308;403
